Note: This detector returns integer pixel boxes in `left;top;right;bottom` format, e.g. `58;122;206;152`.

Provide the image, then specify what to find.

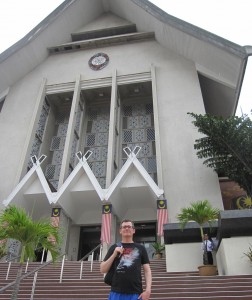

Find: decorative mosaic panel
52;150;64;165
55;112;69;125
83;106;110;188
36;102;50;139
27;100;50;170
50;136;66;151
74;108;82;133
47;117;69;189
69;134;79;167
57;123;68;136
45;164;62;180
7;239;21;257
121;102;157;183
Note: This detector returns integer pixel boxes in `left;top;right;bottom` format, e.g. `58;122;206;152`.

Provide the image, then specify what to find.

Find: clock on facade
88;53;109;70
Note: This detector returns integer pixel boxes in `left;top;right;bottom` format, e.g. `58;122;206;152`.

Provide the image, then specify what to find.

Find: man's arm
138;263;152;300
100;245;123;274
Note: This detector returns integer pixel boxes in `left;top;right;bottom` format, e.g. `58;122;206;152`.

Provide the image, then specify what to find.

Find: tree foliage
188;112;252;196
0;205;60;263
177;200;220;239
0;205;61;300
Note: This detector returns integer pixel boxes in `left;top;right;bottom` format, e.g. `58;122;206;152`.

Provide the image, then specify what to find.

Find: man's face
119;221;135;236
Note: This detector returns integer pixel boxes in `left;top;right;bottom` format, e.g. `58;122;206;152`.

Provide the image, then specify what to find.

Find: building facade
0;0;251;263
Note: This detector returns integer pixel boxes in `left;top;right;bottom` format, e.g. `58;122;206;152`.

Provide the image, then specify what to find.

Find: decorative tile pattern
121;102;157;183
83;106;110;188
28;100;50;170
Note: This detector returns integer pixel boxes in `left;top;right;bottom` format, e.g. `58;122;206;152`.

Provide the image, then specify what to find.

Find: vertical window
118;82;157;183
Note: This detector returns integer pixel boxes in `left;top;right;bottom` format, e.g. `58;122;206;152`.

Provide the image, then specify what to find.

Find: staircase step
1;260;252;299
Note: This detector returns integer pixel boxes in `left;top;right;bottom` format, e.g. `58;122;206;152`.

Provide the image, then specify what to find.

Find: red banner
100;204;112;244
157;200;168;236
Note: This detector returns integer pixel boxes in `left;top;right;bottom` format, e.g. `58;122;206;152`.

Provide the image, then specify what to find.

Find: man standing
100;219;152;300
201;233;214;265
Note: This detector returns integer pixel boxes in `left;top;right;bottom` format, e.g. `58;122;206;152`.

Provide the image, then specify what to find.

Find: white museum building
0;0;251;275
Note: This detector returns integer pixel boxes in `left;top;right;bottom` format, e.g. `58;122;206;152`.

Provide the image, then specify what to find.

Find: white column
58;75;81;187
106;69;117;187
151;64;164;189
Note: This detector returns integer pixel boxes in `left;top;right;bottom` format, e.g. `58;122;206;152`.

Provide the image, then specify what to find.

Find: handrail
4;246;46;279
79;243;102;279
59;254;65;283
79;243;102;262
1;244;103;296
0;253;65;295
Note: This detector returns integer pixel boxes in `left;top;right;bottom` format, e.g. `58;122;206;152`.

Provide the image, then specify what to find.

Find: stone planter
198;265;217;276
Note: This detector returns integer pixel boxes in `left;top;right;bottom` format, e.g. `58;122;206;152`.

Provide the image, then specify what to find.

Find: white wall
67;226;80;261
216;237;252;275
0;38;222;217
165;242;218;272
166;243;202;272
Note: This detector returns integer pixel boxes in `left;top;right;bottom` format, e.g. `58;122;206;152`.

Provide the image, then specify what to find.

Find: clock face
88;53;109;70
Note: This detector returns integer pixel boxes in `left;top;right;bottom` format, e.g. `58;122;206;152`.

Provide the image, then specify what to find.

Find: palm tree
0;205;61;300
177;200;220;240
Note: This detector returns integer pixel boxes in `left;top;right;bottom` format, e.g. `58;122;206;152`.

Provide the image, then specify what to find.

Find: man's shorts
108;291;141;300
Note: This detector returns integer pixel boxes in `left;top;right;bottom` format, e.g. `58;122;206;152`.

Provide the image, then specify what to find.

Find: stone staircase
1;259;252;299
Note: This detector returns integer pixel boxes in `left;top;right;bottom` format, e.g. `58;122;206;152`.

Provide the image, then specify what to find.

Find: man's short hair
120;219;135;228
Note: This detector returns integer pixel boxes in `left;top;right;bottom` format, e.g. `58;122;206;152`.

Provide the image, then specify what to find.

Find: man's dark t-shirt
103;242;150;294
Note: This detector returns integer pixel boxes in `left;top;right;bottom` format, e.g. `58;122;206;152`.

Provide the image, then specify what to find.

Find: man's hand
114;245;123;257
138;290;151;300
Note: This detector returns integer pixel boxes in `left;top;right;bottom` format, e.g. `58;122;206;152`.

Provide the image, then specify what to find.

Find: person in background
100;219;152;300
201;233;214;265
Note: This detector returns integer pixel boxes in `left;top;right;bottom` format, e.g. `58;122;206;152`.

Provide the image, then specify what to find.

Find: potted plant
152;242;165;259
177;200;220;275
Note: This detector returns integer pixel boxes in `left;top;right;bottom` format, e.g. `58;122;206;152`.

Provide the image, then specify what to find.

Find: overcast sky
0;0;251;115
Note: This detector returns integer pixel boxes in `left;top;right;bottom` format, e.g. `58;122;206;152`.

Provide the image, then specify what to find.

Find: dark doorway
134;222;156;243
35;248;47;262
133;222;156;259
78;225;101;260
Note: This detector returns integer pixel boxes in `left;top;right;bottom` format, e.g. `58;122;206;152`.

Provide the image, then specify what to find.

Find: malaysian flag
157;200;168;236
49;208;61;244
100;204;112;244
51;208;61;228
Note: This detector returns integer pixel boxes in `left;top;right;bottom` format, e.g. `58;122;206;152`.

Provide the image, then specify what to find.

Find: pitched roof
0;0;251;115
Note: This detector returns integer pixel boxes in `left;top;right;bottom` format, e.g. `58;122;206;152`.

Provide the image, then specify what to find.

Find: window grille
83;106;110;188
121;102;157;183
45;164;61;180
50;136;66;151
27;100;50;170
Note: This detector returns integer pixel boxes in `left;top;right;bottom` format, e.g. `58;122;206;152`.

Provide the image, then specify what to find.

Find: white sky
0;0;251;116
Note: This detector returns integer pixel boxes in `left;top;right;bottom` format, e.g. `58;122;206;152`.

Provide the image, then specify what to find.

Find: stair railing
78;243;102;279
59;254;65;283
0;253;65;299
4;245;47;280
5;255;21;280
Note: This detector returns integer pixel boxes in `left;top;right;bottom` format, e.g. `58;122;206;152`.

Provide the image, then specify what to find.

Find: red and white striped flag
100;204;112;244
49;208;61;244
51;208;61;228
157;200;168;236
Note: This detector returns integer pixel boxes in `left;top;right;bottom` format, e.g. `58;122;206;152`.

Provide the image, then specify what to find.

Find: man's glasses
120;225;134;229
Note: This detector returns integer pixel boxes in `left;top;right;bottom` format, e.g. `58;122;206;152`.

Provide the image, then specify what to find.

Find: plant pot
154;253;162;259
198;265;217;276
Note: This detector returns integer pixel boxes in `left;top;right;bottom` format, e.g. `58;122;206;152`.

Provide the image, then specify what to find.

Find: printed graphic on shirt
117;247;139;270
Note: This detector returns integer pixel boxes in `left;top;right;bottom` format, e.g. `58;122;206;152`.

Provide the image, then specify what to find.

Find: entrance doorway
78;225;101;260
133;222;156;259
